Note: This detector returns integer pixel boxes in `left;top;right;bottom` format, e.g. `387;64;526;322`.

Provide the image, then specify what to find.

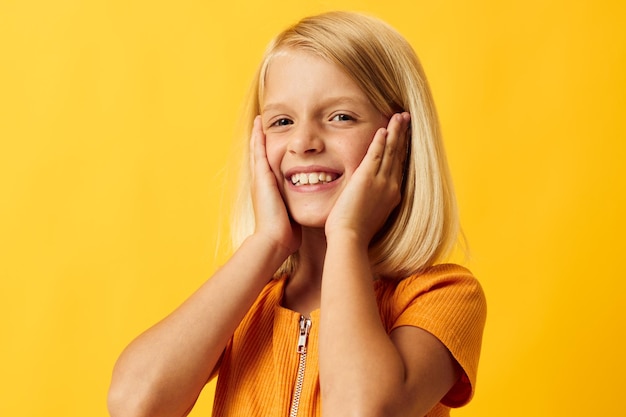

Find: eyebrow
262;96;370;114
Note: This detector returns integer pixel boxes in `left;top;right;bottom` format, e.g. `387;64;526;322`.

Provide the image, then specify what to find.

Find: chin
285;198;334;229
289;212;328;229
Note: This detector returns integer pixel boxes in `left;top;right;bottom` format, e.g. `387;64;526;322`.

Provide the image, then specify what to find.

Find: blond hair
231;11;459;279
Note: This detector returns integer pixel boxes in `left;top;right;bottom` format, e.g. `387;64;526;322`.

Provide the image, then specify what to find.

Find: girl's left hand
325;112;411;246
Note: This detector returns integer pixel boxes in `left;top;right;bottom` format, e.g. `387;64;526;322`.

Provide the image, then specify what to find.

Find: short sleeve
376;264;487;407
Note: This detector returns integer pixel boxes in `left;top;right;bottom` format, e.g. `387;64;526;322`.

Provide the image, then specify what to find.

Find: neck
282;226;327;316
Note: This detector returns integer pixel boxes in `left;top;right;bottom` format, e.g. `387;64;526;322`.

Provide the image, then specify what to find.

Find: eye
331;113;354;122
271;118;293;127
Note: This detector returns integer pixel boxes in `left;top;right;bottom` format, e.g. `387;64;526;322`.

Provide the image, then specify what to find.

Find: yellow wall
1;1;624;416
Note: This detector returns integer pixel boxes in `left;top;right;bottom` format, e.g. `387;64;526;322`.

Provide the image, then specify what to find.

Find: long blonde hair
231;11;459;279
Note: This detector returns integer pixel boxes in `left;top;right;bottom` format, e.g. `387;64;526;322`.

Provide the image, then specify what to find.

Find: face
261;49;388;229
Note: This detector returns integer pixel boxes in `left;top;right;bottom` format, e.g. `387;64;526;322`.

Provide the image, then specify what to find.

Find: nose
287;121;324;155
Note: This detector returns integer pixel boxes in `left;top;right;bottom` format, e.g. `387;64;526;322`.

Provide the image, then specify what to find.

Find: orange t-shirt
211;263;486;417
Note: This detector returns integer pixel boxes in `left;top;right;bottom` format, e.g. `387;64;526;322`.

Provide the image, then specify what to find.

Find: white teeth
290;172;335;186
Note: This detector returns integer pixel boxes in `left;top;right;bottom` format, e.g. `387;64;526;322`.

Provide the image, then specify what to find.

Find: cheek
341;132;377;172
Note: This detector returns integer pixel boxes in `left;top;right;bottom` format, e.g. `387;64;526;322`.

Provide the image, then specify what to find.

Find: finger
378;113;403;175
250;116;268;177
363;127;388;175
394;112;411;180
379;112;410;178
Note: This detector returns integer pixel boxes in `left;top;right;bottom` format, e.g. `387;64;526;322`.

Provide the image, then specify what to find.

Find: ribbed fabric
211;263;486;417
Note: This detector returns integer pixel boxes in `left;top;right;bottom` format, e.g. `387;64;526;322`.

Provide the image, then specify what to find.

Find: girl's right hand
250;115;302;259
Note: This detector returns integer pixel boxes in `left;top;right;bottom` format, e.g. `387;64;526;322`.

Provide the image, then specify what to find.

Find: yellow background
1;1;624;416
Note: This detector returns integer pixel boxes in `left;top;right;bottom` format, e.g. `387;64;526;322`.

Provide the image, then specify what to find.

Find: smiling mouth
290;172;338;186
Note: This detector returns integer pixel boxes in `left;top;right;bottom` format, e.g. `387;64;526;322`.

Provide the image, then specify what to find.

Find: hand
325;112;411;246
250;116;302;257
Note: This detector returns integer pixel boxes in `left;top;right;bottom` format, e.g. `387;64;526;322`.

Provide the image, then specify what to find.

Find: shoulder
376;264;487;407
376;264;486;321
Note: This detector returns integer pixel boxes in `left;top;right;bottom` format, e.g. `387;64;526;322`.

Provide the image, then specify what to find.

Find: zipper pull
297;315;312;354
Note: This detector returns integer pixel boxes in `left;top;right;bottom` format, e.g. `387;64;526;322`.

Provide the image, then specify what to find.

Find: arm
319;113;460;417
108;117;299;417
320;237;461;417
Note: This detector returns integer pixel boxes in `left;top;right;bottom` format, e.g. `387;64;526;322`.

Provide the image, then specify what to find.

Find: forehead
261;49;370;108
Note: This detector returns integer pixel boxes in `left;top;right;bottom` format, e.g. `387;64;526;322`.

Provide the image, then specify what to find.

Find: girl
108;11;486;417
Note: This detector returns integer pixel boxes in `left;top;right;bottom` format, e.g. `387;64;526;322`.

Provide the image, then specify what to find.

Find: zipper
289;315;312;417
